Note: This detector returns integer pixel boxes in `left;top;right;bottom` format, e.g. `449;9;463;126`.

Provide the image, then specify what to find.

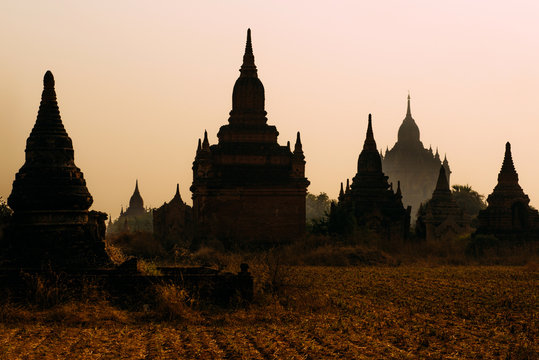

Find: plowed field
1;266;537;359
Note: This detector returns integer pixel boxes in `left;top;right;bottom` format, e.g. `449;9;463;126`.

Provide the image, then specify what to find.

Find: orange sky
1;1;538;219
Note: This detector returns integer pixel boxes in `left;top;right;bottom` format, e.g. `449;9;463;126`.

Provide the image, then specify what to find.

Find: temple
124;180;145;216
382;94;450;220
108;180;152;234
329;115;410;241
475;142;539;241
416;166;471;241
153;184;193;250
190;29;309;248
3;71;110;268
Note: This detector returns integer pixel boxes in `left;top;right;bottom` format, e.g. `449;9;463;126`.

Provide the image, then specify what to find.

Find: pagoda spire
406;92;411;117
363;114;377;151
33;70;67;136
339;182;344;198
497;142;519;185
202;130;210;150
434;166;450;192
294;132;303;154
240;28;257;78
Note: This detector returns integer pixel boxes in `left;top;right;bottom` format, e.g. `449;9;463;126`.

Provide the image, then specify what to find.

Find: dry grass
0;264;537;359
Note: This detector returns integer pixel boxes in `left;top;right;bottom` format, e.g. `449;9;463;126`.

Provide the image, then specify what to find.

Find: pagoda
330;115;410;241
3;71;110;268
416;166;471;241
475;142;539;241
153;184;193;250
382;94;450;219
190;29;309;248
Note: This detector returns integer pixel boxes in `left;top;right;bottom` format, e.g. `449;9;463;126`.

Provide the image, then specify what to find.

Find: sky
1;1;538;219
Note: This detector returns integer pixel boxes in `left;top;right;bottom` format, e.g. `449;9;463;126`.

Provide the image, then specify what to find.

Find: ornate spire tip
44;71;55;88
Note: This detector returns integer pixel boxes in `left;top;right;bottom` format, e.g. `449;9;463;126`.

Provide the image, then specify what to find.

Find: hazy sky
1;1;538;219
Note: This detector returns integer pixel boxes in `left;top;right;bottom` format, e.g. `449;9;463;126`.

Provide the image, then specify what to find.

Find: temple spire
34;70;65;132
172;183;182;202
294;132;303;154
339;182;344;198
363;114;377;151
240;28;257;77
435;166;450;192
406;92;411;117
202;130;210;150
498;142;519;185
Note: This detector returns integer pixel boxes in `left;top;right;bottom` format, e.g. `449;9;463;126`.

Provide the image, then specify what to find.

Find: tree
451;184;486;217
306;192;331;222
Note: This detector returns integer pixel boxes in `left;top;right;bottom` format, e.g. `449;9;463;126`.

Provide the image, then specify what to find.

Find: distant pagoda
416;166;471;241
109;180;152;234
3;71;110;268
190;29;309;248
125;180;145;216
330;115;410;241
475;142;539;241
382;95;450;220
153;184;193;250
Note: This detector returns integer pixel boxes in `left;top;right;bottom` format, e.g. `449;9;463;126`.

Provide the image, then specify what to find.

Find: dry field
0;265;537;359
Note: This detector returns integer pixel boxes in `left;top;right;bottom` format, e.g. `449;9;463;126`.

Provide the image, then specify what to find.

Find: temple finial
396;181;402;197
44;71;55;88
294;132;303;153
363;114;377;151
202;130;210;150
240;28;257;77
406;92;411;117
435;165;450;191
197;138;202;152
339;182;344;198
176;183;180;196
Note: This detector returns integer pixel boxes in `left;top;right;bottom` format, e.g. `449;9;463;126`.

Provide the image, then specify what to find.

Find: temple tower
153;184;193;250
3;71;110;268
125;180;145;216
190;29;309;248
382;94;449;220
330;115;410;241
416;166;471;241
475;142;539;241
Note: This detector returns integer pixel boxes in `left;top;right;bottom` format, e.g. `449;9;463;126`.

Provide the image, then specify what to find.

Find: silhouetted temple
330;115;410;241
153;184;193;250
190;29;309;247
416;166;471;241
3;71;110;268
108;180;152;234
382;95;450;219
125;180;145;216
475;143;539;241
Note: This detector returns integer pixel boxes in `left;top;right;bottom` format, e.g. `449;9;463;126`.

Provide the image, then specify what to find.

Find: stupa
4;71;110;268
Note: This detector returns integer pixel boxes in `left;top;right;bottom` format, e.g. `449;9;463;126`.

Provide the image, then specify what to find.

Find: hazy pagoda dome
8;71;93;212
397;94;421;145
382;94;450;220
125;180;145;216
475;142;539;241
